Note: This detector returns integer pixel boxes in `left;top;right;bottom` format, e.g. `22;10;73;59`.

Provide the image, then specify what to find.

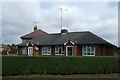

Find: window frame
55;46;65;55
42;46;51;55
82;45;95;56
22;47;27;54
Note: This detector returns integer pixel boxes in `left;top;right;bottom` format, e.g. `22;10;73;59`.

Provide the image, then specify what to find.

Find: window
42;46;51;55
82;45;95;56
55;46;65;55
22;47;27;54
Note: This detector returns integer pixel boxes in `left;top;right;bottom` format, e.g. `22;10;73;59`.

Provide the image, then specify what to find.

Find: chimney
61;27;68;35
34;25;37;32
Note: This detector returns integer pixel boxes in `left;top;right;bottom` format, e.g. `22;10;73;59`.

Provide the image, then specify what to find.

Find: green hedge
2;56;119;76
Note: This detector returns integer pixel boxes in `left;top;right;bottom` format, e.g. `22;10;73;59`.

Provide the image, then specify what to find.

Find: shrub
2;56;119;76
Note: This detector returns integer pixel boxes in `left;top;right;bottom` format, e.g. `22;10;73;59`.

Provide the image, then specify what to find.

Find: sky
1;1;119;46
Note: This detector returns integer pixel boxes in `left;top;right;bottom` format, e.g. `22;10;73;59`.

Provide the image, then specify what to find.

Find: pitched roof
18;31;115;46
20;29;48;39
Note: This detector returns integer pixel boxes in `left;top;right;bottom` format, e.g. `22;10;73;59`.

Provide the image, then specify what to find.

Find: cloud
2;2;42;44
2;2;118;46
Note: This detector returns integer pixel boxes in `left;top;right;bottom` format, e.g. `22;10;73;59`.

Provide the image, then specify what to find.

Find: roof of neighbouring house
18;31;116;47
20;29;48;39
0;44;10;51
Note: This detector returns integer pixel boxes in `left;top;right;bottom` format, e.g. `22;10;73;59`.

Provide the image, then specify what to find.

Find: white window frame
22;47;27;54
82;45;95;56
66;46;73;56
55;46;65;55
42;46;51;55
28;47;33;56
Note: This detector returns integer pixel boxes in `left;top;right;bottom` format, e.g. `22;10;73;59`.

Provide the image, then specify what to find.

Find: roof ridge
46;31;90;35
68;31;90;34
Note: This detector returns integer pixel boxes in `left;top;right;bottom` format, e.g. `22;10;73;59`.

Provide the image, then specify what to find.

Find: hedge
2;56;119;76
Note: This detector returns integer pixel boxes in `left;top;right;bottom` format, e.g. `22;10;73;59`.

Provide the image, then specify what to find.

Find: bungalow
17;26;116;56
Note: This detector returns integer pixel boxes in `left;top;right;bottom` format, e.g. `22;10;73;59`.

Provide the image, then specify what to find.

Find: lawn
3;74;118;78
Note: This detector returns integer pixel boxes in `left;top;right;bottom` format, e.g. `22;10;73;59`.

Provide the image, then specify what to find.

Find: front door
66;46;73;56
28;47;33;56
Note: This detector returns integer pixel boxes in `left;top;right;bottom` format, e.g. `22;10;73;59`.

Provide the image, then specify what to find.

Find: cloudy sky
1;1;118;46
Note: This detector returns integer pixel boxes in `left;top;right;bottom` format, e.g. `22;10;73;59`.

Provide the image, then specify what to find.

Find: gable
64;40;74;45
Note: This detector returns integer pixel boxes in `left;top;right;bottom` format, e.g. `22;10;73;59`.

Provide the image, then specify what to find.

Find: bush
2;56;119;76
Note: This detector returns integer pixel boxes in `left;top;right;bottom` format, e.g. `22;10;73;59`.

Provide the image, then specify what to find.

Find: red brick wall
96;45;102;56
39;46;42;55
51;46;55;56
33;46;40;56
105;45;115;56
96;45;115;56
18;46;22;55
21;39;32;43
64;46;66;56
76;45;82;56
21;39;28;43
74;45;77;56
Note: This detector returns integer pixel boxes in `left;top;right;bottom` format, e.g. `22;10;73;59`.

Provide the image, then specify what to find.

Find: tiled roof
20;29;48;39
18;31;115;47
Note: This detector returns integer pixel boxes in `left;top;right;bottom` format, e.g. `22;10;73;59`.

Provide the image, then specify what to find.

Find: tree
9;44;18;54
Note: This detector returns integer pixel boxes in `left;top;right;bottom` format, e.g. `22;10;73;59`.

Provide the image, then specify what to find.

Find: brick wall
96;45;115;56
18;44;115;56
33;46;39;56
18;46;22;55
51;46;55;56
76;45;82;56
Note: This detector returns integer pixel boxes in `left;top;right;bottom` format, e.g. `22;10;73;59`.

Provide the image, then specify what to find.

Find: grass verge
3;74;118;78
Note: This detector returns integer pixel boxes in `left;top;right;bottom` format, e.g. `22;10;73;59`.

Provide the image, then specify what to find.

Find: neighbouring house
0;44;10;55
0;44;18;55
17;26;117;56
